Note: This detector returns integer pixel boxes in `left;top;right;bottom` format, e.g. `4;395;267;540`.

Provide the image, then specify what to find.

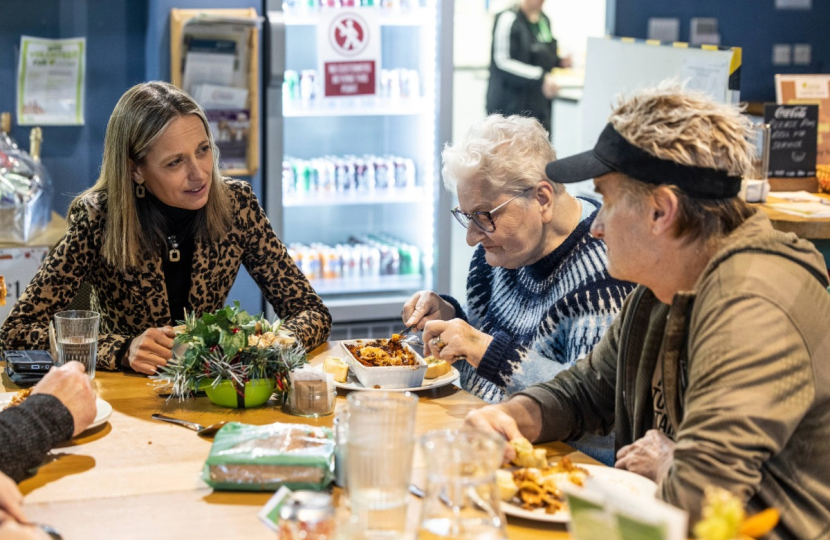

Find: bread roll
322;357;349;383
424;356;450;379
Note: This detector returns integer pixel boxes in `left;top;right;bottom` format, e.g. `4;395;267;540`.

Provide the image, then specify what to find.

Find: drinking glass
54;310;99;379
417;429;508;540
346;391;418;539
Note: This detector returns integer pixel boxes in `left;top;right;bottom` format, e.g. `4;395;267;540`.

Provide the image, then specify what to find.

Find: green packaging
202;422;335;491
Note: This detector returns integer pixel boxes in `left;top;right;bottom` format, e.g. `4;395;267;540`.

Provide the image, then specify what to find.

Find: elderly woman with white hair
402;114;634;464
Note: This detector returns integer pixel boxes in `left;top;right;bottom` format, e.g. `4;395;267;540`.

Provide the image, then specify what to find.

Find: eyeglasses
451;187;533;233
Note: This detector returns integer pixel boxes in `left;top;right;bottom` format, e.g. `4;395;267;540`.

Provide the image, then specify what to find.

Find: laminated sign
317;9;380;97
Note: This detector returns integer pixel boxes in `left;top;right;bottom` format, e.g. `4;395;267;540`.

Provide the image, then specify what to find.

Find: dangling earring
135;182;145;198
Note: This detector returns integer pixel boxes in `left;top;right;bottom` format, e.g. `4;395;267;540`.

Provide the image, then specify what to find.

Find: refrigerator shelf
284;187;428;206
309;274;423;295
283;7;428;27
283;97;426;117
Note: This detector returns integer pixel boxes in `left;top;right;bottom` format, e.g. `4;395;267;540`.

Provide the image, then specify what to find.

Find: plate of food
320;338;460;392
497;439;657;523
0;390;113;433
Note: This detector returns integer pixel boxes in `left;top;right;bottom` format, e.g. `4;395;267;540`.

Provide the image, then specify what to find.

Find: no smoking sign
329;13;369;57
318;9;380;97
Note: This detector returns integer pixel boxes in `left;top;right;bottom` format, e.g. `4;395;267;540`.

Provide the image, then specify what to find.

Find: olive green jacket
519;211;830;539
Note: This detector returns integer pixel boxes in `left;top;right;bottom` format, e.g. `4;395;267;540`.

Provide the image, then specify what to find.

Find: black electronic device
4;350;55;373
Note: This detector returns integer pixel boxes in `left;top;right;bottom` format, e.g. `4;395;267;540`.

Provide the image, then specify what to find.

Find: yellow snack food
496;469;519;501
424;356;450;379
511;437;548;469
322;357;349;383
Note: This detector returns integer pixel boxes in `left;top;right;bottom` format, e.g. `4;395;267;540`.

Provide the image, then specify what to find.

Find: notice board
581;37;741;151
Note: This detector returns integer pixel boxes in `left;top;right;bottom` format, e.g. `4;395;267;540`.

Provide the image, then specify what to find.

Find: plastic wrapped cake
202;422;335;491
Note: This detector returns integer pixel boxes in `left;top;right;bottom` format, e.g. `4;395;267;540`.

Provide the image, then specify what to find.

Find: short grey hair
609;81;753;177
441;114;561;196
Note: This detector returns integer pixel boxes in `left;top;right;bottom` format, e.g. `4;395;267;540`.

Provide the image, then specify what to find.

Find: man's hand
31;362;96;437
401;291;456;331
615;429;675;482
422;319;493;367
0;473;24;524
127;326;175;375
464;405;524;463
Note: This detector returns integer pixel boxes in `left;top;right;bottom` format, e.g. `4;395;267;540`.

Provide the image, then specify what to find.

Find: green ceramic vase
204;378;277;408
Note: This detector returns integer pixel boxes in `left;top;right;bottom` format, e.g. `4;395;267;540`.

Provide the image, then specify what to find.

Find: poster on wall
776;74;830;166
16;36;86;126
764;104;818;177
317;9;380;98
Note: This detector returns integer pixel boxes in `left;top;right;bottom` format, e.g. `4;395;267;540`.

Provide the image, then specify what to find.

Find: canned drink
278;491;335;540
407;244;421;275
341;245;359;279
403;158;416;188
374;158;390;189
394;158;407;188
300;70;317;102
315;159;335;192
284;70;300;100
282;160;296;193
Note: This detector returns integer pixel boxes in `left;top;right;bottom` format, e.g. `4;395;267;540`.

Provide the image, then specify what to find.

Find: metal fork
394;325;424;347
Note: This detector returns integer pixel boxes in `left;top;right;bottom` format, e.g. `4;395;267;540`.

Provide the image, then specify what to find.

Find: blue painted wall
1;0;264;314
0;0;147;213
614;0;830;102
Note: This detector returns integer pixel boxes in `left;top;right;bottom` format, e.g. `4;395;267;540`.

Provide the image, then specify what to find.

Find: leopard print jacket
0;179;332;371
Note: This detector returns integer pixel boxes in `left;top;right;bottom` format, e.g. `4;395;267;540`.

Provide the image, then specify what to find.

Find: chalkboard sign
764;104;818;177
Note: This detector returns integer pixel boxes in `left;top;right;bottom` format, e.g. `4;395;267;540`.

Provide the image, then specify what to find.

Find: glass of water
346;391;418;539
54;310;99;379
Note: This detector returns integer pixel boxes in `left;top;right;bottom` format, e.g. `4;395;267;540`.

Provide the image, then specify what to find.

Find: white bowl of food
340;338;428;389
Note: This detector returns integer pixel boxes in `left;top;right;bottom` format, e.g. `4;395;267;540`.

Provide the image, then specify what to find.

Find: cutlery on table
151;413;229;438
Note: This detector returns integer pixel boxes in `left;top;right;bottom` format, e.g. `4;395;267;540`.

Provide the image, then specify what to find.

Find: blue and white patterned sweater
443;198;635;464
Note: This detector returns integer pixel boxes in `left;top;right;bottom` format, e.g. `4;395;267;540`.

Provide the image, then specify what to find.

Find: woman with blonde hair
1;81;331;374
402;114;634;464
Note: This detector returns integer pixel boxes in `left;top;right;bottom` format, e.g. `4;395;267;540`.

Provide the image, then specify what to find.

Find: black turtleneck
144;191;199;325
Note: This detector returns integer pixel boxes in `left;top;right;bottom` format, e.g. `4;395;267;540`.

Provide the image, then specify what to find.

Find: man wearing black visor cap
465;82;830;539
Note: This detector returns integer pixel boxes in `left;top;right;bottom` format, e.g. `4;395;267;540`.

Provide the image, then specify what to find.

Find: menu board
776;74;830;166
765;104;818;178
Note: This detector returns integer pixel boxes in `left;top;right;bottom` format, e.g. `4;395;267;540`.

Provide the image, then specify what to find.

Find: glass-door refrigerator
264;0;453;337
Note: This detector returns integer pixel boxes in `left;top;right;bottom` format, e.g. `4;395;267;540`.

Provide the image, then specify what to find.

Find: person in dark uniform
486;0;571;134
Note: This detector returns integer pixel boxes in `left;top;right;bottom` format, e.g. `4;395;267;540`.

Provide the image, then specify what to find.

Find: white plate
500;464;657;523
316;363;460;392
0;393;112;434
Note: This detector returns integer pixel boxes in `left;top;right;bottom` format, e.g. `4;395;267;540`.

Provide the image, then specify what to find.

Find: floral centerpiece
157;302;307;408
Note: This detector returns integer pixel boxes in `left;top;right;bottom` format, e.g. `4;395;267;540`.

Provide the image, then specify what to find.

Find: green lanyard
532;17;553;43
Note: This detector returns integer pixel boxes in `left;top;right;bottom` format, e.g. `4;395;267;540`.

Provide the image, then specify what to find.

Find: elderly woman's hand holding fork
401;290;492;366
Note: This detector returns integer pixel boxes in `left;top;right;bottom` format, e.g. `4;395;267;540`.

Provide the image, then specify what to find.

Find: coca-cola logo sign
764;104;818;178
774;106;809;119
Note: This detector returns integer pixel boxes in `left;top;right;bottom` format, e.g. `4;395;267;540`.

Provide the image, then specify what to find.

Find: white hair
441;114;561;195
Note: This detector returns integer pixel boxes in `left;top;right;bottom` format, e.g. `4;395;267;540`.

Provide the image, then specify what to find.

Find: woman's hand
127;327;175;375
401;291;455;331
422;319;493;368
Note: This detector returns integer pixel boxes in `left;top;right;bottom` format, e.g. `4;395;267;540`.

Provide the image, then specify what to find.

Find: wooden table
757;193;830;240
2;342;593;540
